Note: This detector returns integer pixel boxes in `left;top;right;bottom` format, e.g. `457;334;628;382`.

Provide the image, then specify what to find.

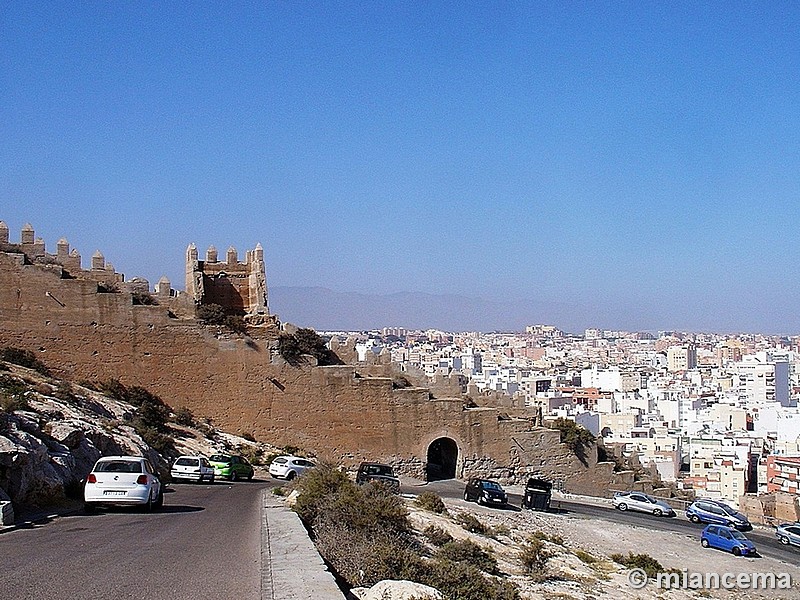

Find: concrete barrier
261;491;344;600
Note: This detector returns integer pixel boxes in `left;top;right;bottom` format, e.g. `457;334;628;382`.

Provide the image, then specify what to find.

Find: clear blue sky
2;2;799;333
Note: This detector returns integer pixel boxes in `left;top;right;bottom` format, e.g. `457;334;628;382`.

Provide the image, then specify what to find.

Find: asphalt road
0;479;274;600
415;479;800;564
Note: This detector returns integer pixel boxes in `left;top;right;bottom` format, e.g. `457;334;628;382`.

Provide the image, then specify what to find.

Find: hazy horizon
3;4;799;334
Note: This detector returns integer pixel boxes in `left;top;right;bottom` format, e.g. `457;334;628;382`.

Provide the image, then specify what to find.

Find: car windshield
481;481;502;491
719;504;739;516
643;495;657;503
95;460;142;473
730;530;747;540
209;455;231;463
365;465;393;476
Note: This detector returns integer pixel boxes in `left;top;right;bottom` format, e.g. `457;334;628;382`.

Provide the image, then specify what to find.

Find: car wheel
286;471;296;481
477;496;485;506
230;471;238;482
701;538;709;548
617;503;628;511
144;491;154;512
732;547;742;556
247;471;253;481
84;502;97;514
653;508;662;516
463;492;470;502
690;515;701;524
154;489;164;509
779;536;790;545
209;475;215;484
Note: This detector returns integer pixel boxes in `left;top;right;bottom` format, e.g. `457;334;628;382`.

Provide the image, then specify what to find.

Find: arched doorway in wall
426;437;459;481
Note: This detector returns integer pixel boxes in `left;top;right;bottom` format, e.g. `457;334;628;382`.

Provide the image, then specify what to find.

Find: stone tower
185;242;268;315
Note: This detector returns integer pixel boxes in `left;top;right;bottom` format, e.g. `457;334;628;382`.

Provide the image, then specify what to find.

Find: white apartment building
667;344;697;372
580;366;641;392
732;356;787;405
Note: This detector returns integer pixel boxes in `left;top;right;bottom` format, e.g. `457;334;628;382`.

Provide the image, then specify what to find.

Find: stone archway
426;437;459;481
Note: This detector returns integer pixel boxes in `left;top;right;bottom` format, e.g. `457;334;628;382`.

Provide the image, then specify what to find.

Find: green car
208;454;254;481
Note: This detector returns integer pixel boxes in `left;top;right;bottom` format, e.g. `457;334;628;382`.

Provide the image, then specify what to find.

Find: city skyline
3;4;800;333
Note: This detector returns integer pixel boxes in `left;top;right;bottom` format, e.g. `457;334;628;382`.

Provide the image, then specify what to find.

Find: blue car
701;524;757;556
686;499;751;529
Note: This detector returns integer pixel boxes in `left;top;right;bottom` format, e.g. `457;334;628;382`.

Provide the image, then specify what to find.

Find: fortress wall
0;251;604;486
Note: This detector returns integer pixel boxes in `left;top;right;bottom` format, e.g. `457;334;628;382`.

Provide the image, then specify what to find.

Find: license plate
104;491;126;496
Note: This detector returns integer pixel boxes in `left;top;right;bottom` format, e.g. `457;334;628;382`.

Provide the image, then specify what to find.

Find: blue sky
2;2;799;333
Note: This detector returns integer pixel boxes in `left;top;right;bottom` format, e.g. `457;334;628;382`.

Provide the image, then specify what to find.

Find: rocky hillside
0;348;276;517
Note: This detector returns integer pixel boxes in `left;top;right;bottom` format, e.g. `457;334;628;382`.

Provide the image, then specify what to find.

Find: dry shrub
520;537;551;581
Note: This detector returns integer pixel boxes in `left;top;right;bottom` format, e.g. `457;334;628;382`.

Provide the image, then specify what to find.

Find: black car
463;478;508;507
356;462;400;492
521;478;552;511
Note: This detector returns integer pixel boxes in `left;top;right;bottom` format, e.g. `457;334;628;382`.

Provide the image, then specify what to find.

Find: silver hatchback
612;491;675;517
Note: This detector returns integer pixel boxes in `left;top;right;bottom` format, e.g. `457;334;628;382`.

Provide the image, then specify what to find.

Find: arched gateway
426;437;459;481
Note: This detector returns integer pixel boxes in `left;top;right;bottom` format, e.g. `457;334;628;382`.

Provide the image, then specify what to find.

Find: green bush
293;462;353;524
549;417;595;453
437;539;498;575
132;291;157;305
224;315;247;334
137;426;174;454
423;560;519;600
196;303;226;325
0;374;26;396
278;328;342;366
415;491;448;514
531;530;564;545
519;537;550;581
53;381;78;403
0;391;29;413
455;512;492;536
574;549;598;564
99;378;129;402
0;347;51;376
423;525;454;547
173;406;196;427
292;465;519;599
610;552;668;579
492;524;511;538
237;444;265;466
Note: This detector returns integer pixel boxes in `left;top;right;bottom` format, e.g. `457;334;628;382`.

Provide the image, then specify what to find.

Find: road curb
261;490;344;600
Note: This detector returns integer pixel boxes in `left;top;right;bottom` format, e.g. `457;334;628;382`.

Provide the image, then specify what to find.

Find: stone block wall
0;248;613;490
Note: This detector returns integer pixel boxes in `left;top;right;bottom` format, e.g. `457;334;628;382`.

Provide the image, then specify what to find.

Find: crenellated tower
185;242;269;315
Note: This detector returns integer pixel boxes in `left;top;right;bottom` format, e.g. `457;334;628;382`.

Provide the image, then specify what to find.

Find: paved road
413;479;800;564
0;479;275;600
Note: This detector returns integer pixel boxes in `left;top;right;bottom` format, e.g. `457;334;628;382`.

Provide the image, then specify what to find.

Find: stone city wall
0;241;611;489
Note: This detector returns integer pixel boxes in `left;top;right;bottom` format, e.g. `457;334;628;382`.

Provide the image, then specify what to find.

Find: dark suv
463;478;508;507
355;462;400;492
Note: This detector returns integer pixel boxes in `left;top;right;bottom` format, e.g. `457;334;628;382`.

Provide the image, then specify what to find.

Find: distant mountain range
268;286;588;333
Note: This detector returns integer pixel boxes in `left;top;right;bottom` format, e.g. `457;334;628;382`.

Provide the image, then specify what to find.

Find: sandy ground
406;495;800;600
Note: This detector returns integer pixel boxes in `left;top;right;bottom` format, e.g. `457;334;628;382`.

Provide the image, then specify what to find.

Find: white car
171;455;215;483
84;455;163;512
268;455;316;480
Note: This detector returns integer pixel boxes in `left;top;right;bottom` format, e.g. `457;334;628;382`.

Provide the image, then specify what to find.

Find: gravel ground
407;496;800;600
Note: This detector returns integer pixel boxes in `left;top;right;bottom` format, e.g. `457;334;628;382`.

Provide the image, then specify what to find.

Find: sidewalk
261;490;344;600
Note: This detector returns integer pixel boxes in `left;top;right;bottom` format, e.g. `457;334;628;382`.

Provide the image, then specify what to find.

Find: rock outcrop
0;361;272;515
349;579;443;600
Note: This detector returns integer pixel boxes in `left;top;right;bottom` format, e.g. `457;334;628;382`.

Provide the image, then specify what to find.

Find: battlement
0;220;130;289
185;242;269;315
